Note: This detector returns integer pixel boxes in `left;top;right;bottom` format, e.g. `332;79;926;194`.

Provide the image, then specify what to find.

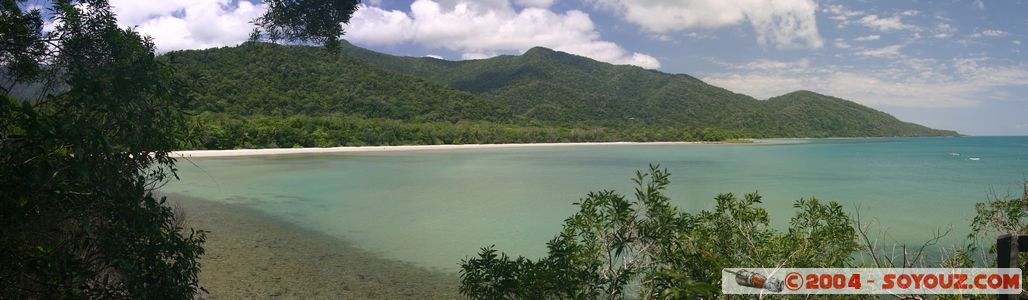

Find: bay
161;136;1028;271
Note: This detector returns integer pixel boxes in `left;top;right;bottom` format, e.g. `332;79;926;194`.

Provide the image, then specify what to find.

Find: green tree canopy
0;0;48;85
459;166;858;299
1;0;202;297
0;0;362;298
255;0;361;49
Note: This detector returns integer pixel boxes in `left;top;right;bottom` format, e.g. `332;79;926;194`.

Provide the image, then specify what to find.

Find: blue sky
25;0;1028;135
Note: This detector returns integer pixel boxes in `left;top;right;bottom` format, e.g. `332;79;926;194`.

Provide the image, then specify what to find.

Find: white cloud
590;0;823;49
514;0;555;8
854;35;881;42
900;10;919;16
858;45;904;58
833;38;851;49
703;57;1028;108
685;32;717;40
933;22;956;39
827;5;920;33
740;58;810;71
462;52;497;60
343;1;661;69
651;34;673;41
969;29;1009;38
858;14;916;31
342;4;414;45
822;4;863;28
424;54;444;59
110;0;266;53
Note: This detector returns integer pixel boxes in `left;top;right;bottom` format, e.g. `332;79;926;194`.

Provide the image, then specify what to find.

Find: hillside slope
163;43;510;123
337;41;955;137
759;91;950;137
159;42;956;149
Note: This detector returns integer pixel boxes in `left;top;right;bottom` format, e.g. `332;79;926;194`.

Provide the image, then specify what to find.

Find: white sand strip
171;141;718;158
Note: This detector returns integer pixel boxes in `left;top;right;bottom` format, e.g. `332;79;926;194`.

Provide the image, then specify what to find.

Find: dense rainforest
161;42;957;150
0;0;361;298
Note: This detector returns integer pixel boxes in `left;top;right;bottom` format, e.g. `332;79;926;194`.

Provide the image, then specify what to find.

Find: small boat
950;152;960;156
968;157;981;161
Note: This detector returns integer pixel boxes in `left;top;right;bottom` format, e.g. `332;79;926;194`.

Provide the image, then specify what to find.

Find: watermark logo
722;268;1023;295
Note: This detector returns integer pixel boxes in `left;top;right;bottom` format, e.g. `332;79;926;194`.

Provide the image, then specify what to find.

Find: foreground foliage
461;167;1027;299
459;166;857;299
0;1;208;298
2;0;363;297
969;183;1028;249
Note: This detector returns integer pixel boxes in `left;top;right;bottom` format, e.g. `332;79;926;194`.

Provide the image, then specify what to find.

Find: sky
23;0;1028;135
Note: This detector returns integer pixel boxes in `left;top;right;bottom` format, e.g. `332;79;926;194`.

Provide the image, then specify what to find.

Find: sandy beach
169;194;459;299
171;141;717;158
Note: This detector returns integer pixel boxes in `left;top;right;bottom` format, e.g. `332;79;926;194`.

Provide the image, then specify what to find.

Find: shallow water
162;137;1028;271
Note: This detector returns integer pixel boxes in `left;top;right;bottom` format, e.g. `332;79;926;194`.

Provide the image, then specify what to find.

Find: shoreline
168;193;459;299
171;141;723;158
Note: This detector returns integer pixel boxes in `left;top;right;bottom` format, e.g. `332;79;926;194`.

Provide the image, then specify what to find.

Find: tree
255;0;361;49
459;165;858;299
1;0;204;298
969;182;1028;251
1;0;363;298
0;0;47;89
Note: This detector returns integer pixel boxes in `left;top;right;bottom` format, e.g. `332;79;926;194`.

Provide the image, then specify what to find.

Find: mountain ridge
158;42;956;149
334;40;955;137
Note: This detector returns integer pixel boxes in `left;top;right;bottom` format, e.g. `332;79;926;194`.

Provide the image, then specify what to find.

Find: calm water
162;137;1028;271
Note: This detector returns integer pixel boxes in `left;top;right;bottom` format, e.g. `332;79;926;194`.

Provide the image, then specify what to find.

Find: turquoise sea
162;137;1028;271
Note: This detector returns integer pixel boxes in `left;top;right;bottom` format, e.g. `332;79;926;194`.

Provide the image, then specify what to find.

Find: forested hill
336;41;955;137
160;42;957;149
163;44;510;122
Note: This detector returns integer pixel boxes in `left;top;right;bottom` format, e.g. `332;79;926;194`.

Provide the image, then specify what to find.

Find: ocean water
161;137;1028;271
